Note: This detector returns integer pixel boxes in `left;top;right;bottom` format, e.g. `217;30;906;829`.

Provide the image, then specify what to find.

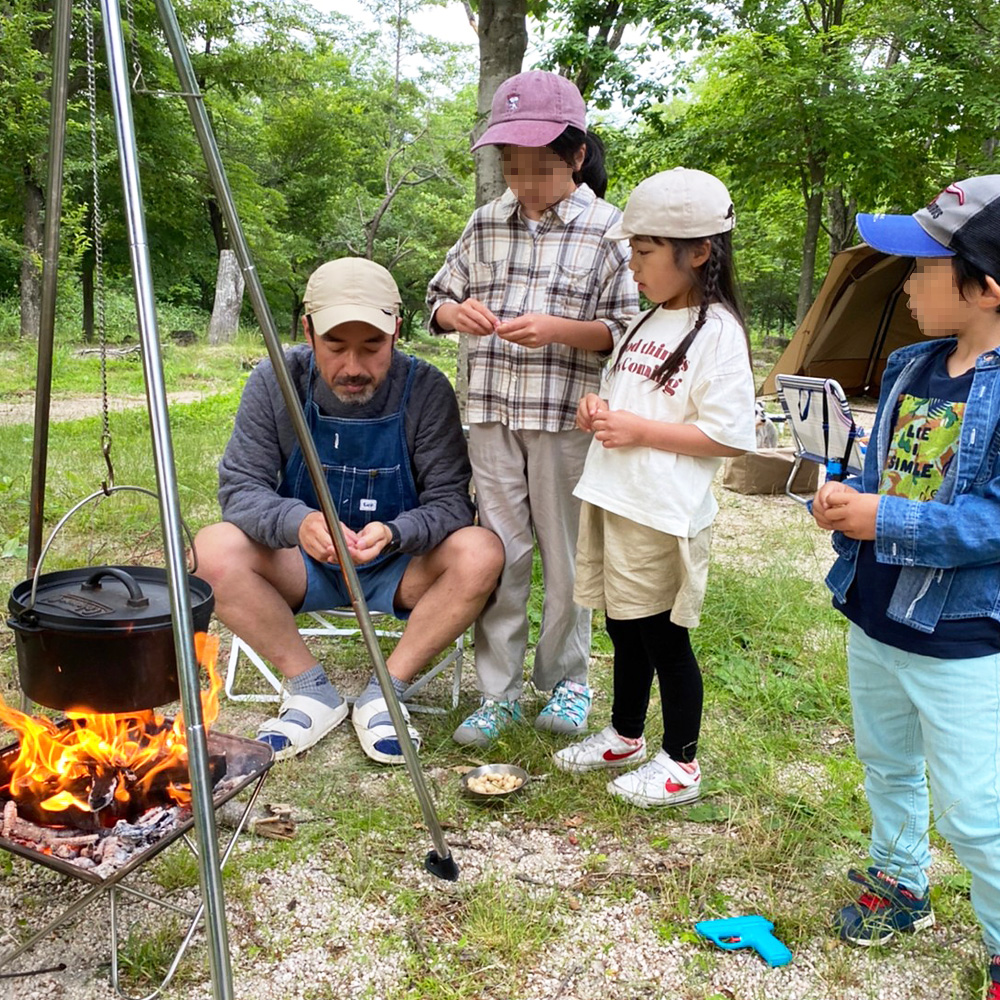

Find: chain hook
101;433;115;495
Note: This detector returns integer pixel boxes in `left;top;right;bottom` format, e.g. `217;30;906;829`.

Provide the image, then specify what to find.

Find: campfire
0;634;245;878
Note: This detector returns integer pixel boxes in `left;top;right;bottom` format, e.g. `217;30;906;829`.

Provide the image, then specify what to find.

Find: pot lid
9;565;212;631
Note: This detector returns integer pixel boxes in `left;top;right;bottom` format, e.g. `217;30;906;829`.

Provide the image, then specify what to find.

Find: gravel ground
1;821;981;1000
0;485;987;1000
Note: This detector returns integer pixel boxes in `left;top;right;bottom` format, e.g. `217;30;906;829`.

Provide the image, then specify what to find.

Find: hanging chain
85;0;114;493
125;0;147;92
125;0;201;99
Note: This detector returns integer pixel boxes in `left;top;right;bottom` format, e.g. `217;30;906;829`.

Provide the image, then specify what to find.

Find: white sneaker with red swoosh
552;725;646;773
607;750;701;807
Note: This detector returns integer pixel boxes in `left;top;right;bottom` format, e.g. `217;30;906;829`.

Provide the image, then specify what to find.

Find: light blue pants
848;623;1000;952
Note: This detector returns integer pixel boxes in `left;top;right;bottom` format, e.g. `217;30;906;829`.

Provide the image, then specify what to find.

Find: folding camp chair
775;374;865;505
224;610;464;715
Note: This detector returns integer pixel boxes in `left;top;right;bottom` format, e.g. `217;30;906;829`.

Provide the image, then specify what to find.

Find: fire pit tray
0;728;273;885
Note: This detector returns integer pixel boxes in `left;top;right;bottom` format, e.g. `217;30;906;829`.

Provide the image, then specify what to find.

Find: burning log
0;634;227;828
0;751;227;829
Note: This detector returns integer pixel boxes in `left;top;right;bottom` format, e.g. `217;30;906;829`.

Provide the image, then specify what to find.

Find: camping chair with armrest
775;374;865;506
224;609;464;715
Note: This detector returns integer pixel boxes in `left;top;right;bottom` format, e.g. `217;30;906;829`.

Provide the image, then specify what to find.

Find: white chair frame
224;609;463;715
775;374;865;505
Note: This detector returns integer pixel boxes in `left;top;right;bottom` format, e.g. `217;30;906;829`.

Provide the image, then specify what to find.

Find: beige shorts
573;502;711;626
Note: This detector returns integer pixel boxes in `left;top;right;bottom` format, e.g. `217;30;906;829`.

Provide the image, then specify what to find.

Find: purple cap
471;70;586;151
857;175;1000;278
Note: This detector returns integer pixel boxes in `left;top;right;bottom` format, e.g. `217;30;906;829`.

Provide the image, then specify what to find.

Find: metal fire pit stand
26;3;458;996
0;732;273;1000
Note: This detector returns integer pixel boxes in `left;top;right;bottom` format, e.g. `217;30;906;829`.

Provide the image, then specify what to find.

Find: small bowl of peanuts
460;763;529;803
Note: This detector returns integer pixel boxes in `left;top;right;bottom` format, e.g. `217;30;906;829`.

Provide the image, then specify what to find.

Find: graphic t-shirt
838;349;1000;656
573;304;757;537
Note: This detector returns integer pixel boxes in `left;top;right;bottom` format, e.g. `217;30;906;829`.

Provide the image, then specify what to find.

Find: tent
760;245;923;397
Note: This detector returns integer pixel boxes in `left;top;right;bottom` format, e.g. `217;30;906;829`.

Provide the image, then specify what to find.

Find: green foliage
1;0;478;344
614;0;1000;330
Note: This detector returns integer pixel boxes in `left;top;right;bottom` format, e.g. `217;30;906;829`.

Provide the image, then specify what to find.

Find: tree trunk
474;0;527;208
826;186;856;258
207;249;244;344
82;246;95;342
796;166;825;323
20;166;44;340
458;0;527;415
290;288;303;341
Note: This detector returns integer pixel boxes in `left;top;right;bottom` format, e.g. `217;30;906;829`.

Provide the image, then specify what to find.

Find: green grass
0;328;985;999
112;919;202;993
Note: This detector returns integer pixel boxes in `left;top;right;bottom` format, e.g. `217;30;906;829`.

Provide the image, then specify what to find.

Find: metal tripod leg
107;772;268;1000
22;0;73;714
96;0;234;995
154;0;458;882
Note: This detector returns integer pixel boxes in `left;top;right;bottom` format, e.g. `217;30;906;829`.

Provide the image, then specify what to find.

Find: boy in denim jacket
813;175;1000;993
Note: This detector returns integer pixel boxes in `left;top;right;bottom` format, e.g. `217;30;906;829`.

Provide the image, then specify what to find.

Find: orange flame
0;634;222;819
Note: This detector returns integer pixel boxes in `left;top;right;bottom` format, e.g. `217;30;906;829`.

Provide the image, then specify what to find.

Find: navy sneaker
834;867;934;946
988;955;1000;1000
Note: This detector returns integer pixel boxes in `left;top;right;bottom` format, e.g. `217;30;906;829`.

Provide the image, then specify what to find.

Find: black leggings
607;611;702;763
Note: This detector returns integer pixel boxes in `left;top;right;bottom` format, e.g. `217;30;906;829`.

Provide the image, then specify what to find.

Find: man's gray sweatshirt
218;345;475;554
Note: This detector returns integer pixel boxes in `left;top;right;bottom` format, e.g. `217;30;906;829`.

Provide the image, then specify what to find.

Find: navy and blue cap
856;175;1000;280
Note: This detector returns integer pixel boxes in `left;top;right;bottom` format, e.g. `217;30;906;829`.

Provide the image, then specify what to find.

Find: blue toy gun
695;915;792;967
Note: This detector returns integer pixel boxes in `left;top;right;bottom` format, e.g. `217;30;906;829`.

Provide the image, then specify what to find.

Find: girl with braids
427;71;637;747
553;168;756;807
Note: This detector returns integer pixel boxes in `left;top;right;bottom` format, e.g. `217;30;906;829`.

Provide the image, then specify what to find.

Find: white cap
606;167;735;241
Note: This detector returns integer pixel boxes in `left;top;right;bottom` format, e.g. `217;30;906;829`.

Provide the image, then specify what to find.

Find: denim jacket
826;337;1000;634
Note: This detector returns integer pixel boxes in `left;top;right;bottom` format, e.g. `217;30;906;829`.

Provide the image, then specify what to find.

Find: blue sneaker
834;867;934;946
453;698;522;748
535;680;592;735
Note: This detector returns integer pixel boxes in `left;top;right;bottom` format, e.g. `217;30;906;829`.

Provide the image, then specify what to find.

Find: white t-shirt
574;303;757;537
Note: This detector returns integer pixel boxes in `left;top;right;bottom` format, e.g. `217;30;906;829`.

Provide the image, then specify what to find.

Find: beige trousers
468;423;592;702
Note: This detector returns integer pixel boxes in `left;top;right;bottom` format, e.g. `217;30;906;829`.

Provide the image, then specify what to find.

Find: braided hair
615;231;749;391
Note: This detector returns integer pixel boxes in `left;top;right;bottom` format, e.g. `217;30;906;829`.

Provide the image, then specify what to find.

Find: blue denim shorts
297;549;412;620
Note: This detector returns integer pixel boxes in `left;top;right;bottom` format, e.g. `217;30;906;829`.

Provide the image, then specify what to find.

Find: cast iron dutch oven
7;565;213;713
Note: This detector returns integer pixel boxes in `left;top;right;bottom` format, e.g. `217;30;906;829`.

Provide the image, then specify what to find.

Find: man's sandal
256;694;349;761
351;695;422;765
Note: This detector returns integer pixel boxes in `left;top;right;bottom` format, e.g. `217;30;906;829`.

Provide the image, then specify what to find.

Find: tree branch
461;0;478;34
799;0;819;35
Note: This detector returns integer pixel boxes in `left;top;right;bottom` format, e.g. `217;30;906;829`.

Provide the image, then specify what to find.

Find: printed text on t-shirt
613;337;689;395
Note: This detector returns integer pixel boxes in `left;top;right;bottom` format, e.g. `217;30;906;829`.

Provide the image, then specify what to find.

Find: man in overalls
196;258;504;763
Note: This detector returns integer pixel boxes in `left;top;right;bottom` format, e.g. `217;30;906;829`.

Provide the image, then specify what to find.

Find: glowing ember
0;634;222;823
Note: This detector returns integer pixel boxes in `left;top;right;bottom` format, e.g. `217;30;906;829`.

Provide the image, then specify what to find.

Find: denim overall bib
279;356;419;579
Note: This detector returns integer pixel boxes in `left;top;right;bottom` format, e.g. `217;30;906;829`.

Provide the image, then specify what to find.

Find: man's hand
438;298;499;337
821;487;880;540
590;407;646;449
351;521;394;565
495;313;560;348
576;393;608;432
297;511;358;564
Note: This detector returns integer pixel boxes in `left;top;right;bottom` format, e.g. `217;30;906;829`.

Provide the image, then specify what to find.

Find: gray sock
284;664;343;723
355;673;407;711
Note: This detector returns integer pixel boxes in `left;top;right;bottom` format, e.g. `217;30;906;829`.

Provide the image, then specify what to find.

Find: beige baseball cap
304;257;401;337
605;167;735;241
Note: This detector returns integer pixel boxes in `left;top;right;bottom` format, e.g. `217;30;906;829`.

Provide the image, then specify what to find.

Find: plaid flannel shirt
426;184;638;431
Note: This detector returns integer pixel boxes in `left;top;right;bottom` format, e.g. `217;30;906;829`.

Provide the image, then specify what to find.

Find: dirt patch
0;392;208;426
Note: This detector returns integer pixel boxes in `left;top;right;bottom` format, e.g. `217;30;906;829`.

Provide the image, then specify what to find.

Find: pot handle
25;485;199;612
80;567;150;608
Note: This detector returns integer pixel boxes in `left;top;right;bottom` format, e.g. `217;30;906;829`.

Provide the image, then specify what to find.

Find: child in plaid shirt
427;71;637;746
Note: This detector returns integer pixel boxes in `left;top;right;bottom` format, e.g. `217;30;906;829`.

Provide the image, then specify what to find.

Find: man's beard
332;378;376;405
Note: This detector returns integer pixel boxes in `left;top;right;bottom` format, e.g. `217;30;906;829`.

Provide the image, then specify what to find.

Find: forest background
0;0;998;352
